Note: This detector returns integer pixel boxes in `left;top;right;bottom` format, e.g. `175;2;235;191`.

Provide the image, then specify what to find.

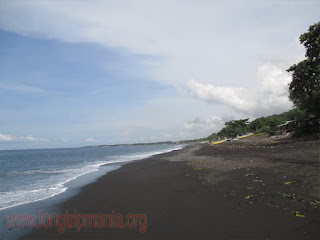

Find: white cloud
0;1;303;109
256;63;293;114
0;133;15;142
179;132;192;137
0;1;315;87
85;137;95;142
183;115;224;137
186;80;253;112
0;132;47;142
21;136;37;141
186;64;293;117
184;115;223;129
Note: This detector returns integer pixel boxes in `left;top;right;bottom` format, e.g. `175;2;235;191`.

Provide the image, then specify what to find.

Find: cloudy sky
0;0;319;149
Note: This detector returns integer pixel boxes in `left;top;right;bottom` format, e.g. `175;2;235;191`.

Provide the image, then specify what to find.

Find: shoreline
1;145;185;239
0;145;186;213
21;136;320;239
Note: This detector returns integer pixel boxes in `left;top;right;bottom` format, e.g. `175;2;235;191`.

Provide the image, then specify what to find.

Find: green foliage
248;117;280;135
258;125;271;134
300;22;320;61
217;118;249;138
213;108;308;139
287;22;320;118
249;118;262;131
298;90;320;118
282;108;306;121
290;107;319;136
207;133;219;141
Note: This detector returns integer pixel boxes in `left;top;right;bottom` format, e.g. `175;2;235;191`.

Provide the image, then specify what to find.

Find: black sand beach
22;135;320;239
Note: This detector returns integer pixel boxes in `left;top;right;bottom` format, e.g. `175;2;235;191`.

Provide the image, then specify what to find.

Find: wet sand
22;135;320;239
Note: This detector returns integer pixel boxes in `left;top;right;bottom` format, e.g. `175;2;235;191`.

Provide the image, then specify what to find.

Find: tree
207;133;219;141
287;22;320;118
218;118;249;138
248;118;263;131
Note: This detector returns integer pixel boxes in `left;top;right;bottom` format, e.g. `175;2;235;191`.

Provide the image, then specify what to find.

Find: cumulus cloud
0;132;47;142
256;64;293;113
184;115;223;129
21;136;37;141
0;133;15;142
186;64;293;117
183;115;224;137
186;80;254;112
85;137;95;142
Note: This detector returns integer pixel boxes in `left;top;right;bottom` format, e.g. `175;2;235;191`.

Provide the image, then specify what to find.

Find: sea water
0;144;183;211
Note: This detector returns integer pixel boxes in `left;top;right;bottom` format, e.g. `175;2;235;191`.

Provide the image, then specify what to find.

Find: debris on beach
195;133;320;224
278;192;295;198
193;167;202;171
295;211;305;217
186;174;192;177
245;173;254;176
245;195;254;199
309;200;320;206
283;181;295;185
198;161;205;163
185;162;193;165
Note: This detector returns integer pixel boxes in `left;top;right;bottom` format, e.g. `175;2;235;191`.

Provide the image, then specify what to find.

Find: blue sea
0;144;184;211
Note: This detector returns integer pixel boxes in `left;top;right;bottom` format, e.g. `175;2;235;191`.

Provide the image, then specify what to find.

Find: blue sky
0;30;177;148
0;0;319;149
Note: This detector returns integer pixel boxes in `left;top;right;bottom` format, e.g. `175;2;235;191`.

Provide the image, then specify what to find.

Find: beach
22;135;320;239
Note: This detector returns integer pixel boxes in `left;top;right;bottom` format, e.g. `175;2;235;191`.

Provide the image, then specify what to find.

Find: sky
0;0;319;150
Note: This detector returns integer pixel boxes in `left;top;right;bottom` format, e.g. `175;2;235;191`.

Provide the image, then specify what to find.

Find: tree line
208;108;306;141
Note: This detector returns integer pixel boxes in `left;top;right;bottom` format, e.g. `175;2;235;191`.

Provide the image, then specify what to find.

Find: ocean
0;144;184;211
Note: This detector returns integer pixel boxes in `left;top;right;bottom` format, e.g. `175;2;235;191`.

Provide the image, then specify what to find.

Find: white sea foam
1;169;72;176
104;145;184;164
0;162;109;210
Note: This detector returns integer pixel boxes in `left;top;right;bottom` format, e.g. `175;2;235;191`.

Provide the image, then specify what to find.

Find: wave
0;145;184;211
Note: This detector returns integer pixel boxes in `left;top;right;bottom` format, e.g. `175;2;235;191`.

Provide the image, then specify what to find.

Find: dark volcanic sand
22;135;320;239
